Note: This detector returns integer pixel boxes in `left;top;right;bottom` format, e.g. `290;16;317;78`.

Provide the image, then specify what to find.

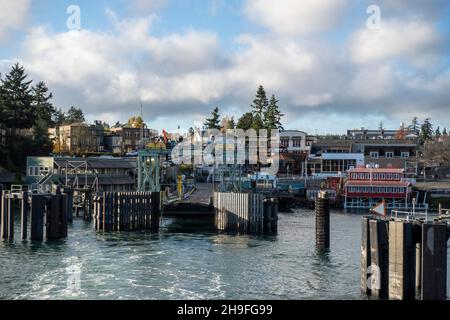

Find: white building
280;130;310;154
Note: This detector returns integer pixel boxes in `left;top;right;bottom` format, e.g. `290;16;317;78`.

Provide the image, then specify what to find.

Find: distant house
51;122;105;154
110;125;157;154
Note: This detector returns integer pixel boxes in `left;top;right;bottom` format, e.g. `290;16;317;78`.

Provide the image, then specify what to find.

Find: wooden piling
60;193;68;238
1;192;8;239
388;220;415;300
21;192;28;240
415;243;421;292
421;223;448;300
30;195;45;242
46;195;61;240
369;219;389;299
315;191;330;251
7;196;14;239
151;192;160;231
361;217;371;294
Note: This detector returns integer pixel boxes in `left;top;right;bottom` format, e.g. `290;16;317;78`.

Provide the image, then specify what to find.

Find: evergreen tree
204;107;221;130
420;118;434;142
409;116;419;134
263;94;284;130
0;63;34;129
443;128;448;136
378;122;384;131
32;81;55;126
251;85;268;129
65;106;85;124
236;112;254;131
53;108;66;127
435;126;441;138
228;116;236;129
251;113;264;131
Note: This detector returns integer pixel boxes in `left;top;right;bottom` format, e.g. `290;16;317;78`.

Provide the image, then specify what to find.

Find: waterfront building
344;167;413;209
26;156;136;192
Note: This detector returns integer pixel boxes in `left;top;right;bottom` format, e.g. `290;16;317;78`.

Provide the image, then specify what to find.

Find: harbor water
0;209;448;300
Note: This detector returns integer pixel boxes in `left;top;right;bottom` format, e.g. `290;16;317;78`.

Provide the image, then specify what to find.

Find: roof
54;157;136;169
348;168;405;173
61;174;135;185
345;180;411;187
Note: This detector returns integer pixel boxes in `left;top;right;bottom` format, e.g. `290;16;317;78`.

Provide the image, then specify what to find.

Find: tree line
0;63;85;170
203;85;284;132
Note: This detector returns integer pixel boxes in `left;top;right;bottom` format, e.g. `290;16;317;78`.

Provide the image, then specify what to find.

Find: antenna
140;102;144;149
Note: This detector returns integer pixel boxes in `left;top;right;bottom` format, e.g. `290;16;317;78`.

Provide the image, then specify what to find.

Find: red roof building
344;167;412;209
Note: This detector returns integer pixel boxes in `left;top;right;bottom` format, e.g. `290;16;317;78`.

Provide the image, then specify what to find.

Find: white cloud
0;0;31;40
129;0;168;13
349;19;441;65
244;0;348;35
6;3;450;132
19;14;228;119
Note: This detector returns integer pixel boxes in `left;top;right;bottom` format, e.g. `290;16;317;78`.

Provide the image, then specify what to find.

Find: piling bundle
361;217;449;300
93;191;160;232
1;190;71;242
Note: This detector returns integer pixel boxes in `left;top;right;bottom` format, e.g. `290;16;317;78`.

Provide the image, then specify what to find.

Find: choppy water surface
0;209;448;300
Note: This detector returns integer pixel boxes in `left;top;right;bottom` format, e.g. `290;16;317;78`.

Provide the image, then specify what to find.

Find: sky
0;0;450;135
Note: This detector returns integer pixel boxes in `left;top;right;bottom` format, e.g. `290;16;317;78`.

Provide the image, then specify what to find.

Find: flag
162;129;168;144
371;200;387;217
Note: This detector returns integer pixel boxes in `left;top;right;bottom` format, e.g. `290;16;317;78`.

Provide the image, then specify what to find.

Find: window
280;138;289;147
386;152;394;159
292;138;302;147
370;152;379;159
28;166;49;176
401;152;410;159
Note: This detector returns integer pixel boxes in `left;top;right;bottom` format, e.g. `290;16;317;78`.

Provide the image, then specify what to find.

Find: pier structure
1;188;72;242
361;215;450;300
213;191;278;235
93;191;161;232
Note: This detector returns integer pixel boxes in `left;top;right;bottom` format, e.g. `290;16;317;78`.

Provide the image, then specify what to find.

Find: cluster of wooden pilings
213;192;278;235
361;217;450;300
0;189;73;241
93;192;161;232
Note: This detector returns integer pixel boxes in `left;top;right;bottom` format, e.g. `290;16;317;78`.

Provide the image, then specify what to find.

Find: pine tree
420;118;434;142
409;116;419;134
53;108;66;127
251;85;268;128
204;107;221;130
0;63;34;129
264;94;284;130
65;106;85;124
32;81;55;126
228;116;236;129
236;112;254;131
251;113;264;131
443;128;448;136
435;126;441;138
